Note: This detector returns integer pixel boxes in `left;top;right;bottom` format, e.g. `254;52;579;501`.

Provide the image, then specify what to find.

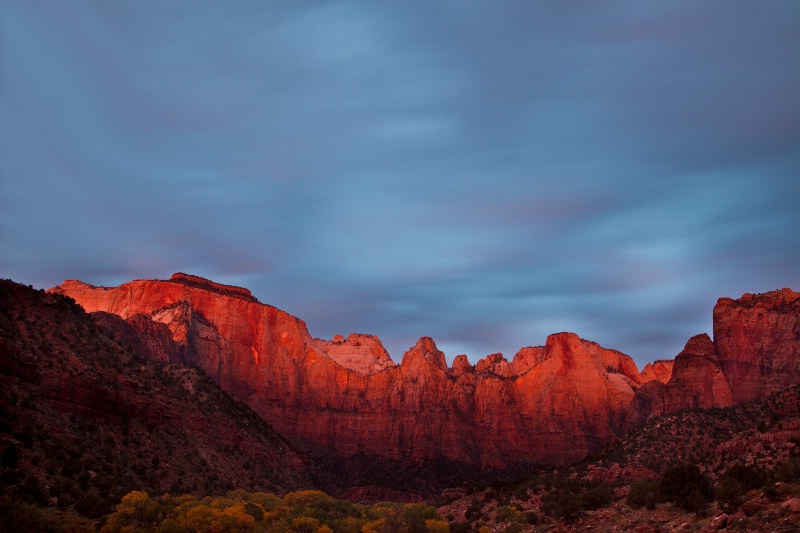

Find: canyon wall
629;288;800;427
52;274;646;466
51;275;800;467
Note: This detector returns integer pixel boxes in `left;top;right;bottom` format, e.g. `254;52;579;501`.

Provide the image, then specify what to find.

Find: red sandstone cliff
51;275;800;467
629;334;733;427
714;288;800;403
0;279;312;499
51;274;648;467
630;288;800;426
640;360;674;384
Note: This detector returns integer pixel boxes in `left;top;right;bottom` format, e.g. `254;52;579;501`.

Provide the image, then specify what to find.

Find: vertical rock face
312;333;396;375
640;360;674;384
51;275;646;467
52;276;800;468
633;334;733;421
630;288;800;425
713;289;800;403
667;334;733;411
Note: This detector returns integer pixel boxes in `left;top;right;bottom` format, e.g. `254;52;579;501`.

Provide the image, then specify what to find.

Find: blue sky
2;1;798;367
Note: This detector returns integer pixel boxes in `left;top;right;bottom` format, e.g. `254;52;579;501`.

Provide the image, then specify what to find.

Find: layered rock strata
52;274;646;466
51;276;800;467
630;288;800;425
714;288;800;403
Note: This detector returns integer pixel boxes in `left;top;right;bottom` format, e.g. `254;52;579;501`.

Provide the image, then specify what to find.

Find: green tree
626;480;659;510
658;464;712;513
541;489;582;521
580;483;612;510
716;464;765;513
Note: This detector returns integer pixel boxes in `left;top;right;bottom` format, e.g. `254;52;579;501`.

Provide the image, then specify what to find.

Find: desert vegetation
4;279;800;531
2;489;448;533
0;280;313;520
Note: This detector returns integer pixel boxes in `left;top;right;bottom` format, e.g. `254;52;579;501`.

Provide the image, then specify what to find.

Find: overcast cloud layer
2;1;799;367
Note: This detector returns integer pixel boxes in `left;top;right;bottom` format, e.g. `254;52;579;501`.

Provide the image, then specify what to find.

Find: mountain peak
168;272;255;301
313;333;396;375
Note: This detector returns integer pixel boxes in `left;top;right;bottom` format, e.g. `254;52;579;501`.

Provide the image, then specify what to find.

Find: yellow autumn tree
283;490;331;507
101;490;161;532
425;519;450;532
361;518;385;532
221;504;257;532
288;516;321;533
179;505;219;532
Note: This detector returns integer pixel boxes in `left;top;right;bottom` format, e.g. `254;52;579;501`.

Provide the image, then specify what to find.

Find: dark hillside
0;279;313;518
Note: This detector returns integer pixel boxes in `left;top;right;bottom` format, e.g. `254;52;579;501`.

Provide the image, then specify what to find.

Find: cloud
2;1;798;368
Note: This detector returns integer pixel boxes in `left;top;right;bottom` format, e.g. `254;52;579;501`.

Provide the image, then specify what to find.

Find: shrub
495;505;518;523
425;518;450;532
581;483;613;510
0;497;49;532
520;511;537;525
541;489;582;521
627;480;659;510
465;497;482;521
658;464;712;513
716;464;765;513
776;457;800;483
399;502;443;532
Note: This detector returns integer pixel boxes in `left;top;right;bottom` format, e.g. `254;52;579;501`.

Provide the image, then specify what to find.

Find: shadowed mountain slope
0;279;313;516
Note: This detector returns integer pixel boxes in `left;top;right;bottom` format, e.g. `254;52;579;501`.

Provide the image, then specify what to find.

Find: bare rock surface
52;276;800;469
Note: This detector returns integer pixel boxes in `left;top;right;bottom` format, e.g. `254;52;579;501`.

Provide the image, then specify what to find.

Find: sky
2;1;799;368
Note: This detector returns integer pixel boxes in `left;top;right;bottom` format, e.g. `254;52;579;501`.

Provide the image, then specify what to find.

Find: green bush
495;504;518;523
716;464;765;513
541;489;583;521
658;464;712;513
776;457;800;483
627;480;659;510
581;483;612;510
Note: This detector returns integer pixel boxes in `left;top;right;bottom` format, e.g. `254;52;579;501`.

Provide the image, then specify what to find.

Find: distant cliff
51;276;800;468
629;288;800;428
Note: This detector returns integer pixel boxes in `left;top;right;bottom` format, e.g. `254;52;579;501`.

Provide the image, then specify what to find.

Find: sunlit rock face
629;288;800;427
713;289;800;403
640;360;674;384
52;274;650;467
312;333;396;375
51;275;800;468
632;334;733;422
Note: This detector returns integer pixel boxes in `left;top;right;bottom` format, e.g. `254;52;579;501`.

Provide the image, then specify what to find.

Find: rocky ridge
629;288;800;426
0;279;313;516
50;276;800;470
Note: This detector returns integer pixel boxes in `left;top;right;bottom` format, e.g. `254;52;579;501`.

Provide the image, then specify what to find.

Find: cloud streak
2;1;799;367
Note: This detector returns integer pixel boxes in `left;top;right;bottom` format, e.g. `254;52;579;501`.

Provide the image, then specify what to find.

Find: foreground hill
439;384;800;532
0;279;313;517
52;274;800;471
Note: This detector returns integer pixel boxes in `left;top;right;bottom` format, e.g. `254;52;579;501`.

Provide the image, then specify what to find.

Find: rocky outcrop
714;288;800;403
312;333;396;375
92;311;184;363
51;276;800;468
641;360;674;384
51;275;648;467
631;335;733;424
0;278;313;500
631;288;800;425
